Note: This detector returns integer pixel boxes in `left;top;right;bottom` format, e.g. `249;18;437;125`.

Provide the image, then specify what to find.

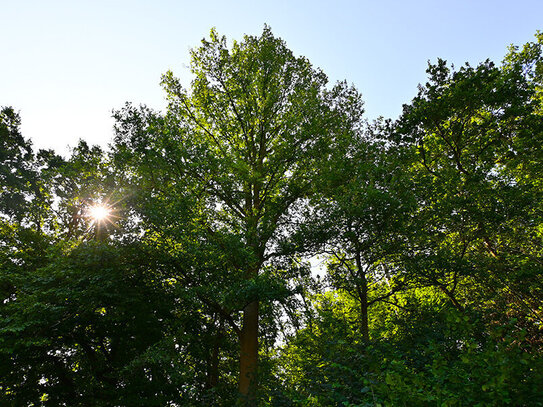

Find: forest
1;27;542;406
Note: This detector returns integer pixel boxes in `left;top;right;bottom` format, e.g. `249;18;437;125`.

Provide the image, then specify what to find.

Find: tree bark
239;299;259;405
355;249;369;341
359;289;369;341
206;320;222;389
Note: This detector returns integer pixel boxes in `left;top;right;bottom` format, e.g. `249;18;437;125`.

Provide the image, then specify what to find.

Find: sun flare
88;205;111;222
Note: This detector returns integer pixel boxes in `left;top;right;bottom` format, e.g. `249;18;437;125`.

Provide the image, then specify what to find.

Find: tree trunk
206;320;222;389
239;300;259;405
355;250;369;341
359;290;369;341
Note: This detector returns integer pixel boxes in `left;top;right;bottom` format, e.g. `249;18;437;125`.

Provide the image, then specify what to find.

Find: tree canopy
1;29;542;406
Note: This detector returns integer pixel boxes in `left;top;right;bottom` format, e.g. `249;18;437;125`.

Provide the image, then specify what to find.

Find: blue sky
2;0;542;155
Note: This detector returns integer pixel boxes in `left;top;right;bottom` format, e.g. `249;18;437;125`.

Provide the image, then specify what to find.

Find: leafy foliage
1;29;543;406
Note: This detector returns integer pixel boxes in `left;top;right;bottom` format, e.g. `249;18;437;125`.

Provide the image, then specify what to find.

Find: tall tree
395;33;543;326
290;131;415;341
0;107;38;223
113;26;363;402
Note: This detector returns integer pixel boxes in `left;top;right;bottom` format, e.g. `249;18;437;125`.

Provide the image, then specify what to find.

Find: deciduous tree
113;26;364;403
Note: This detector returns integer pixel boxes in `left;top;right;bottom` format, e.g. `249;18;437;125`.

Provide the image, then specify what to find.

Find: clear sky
2;0;542;155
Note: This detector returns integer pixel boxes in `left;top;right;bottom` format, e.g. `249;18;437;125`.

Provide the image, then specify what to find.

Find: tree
4;27;542;407
0;107;35;222
288;130;415;341
394;32;543;346
113;26;363;403
0;114;215;406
